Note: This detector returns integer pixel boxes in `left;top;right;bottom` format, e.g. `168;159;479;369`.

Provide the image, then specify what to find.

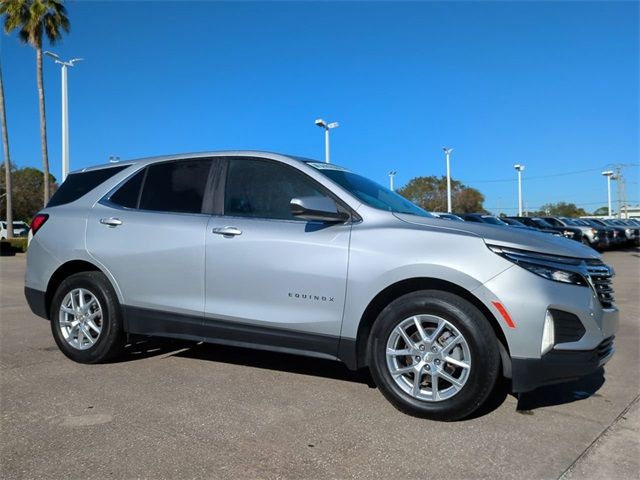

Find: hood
393;213;600;259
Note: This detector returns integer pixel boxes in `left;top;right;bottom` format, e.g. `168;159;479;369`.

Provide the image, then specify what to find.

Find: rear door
86;158;214;337
203;157;351;357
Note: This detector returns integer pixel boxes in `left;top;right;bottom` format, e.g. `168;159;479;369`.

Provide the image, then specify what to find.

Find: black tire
367;290;500;421
50;271;125;363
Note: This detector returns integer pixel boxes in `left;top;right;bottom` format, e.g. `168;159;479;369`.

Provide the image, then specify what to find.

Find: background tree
0;164;57;222
538;202;588;217
397;175;485;213
452;187;485;213
0;60;14;237
1;0;70;205
591;206;609;216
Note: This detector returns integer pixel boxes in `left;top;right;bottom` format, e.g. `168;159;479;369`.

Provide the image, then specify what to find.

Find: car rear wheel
368;290;500;421
50;271;125;363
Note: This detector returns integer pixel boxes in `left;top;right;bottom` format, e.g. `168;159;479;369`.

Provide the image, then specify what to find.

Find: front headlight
488;245;588;286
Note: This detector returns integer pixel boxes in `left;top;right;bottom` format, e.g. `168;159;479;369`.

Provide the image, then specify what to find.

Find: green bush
4;237;28;252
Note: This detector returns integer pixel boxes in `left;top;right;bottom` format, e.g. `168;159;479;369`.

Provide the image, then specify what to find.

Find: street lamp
45;51;83;181
388;170;397;191
314;118;339;163
602;170;614;217
514;164;525;216
443;147;453;213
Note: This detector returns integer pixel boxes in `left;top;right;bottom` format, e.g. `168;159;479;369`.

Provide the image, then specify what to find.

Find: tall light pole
442;148;453;213
45;52;83;181
602;170;614;217
388;170;397;191
315;118;339;163
514;164;525;216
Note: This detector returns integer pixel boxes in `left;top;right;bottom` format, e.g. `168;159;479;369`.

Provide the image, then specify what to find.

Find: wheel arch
346;277;511;376
45;260;104;319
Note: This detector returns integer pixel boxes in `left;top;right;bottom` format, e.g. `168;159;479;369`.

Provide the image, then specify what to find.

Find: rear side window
139;160;211;214
47;166;128;207
109;169;146;208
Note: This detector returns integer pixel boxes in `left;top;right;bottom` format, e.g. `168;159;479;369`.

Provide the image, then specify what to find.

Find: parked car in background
1;220;30;239
542;217;608;250
431;212;465;221
571;219;616;248
23;151;618;421
508;217;582;242
458;213;507;225
602;218;639;246
581;219;624;248
502;217;562;236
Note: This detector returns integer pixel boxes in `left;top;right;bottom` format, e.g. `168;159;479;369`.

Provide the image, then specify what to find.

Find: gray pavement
1;249;638;479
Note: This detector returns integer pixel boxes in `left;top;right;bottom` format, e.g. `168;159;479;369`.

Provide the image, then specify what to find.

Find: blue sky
2;0;638;214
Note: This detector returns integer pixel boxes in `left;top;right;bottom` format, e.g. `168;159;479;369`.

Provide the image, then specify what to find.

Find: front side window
138;160;211;214
224;159;326;220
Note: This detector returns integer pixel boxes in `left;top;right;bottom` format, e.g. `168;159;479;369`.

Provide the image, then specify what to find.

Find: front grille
597;336;615;360
586;261;615;308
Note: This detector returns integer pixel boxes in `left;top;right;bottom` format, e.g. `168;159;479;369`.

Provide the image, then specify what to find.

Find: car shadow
513;368;606;413
115;338;606;418
172;343;516;418
113;336;196;363
172;341;375;386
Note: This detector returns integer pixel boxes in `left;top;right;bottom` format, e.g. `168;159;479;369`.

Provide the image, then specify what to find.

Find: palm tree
1;0;70;205
0;60;14;238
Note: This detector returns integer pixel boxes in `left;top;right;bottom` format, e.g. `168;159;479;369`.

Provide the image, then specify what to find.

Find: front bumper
475;256;619;392
511;336;615;392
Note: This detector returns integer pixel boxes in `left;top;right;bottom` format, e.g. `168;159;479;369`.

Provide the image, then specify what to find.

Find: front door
204;157;351;358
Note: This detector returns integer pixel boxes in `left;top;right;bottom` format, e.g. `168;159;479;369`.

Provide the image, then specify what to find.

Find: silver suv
24;152;618;420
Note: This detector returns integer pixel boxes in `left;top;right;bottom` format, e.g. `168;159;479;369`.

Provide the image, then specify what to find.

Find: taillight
30;214;49;236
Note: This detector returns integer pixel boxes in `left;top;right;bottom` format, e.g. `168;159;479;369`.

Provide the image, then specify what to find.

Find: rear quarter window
47;166;128;207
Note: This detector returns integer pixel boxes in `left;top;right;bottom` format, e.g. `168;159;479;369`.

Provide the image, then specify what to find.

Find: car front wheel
368;290;501;421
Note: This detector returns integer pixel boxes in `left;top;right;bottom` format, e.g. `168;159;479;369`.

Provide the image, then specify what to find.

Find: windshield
532;218;554;228
560;217;578;226
503;218;525;226
308;163;433;217
439;213;463;221
481;215;507;225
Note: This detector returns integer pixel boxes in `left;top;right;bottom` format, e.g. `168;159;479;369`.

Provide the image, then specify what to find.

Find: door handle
212;226;242;237
100;217;123;227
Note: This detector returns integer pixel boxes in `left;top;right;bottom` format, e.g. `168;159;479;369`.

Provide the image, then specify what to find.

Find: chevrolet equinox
25;152;618;420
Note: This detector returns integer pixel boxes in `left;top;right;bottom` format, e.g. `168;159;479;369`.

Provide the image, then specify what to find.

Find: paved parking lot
1;250;638;479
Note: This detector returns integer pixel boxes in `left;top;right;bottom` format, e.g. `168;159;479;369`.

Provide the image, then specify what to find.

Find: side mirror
290;196;350;223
